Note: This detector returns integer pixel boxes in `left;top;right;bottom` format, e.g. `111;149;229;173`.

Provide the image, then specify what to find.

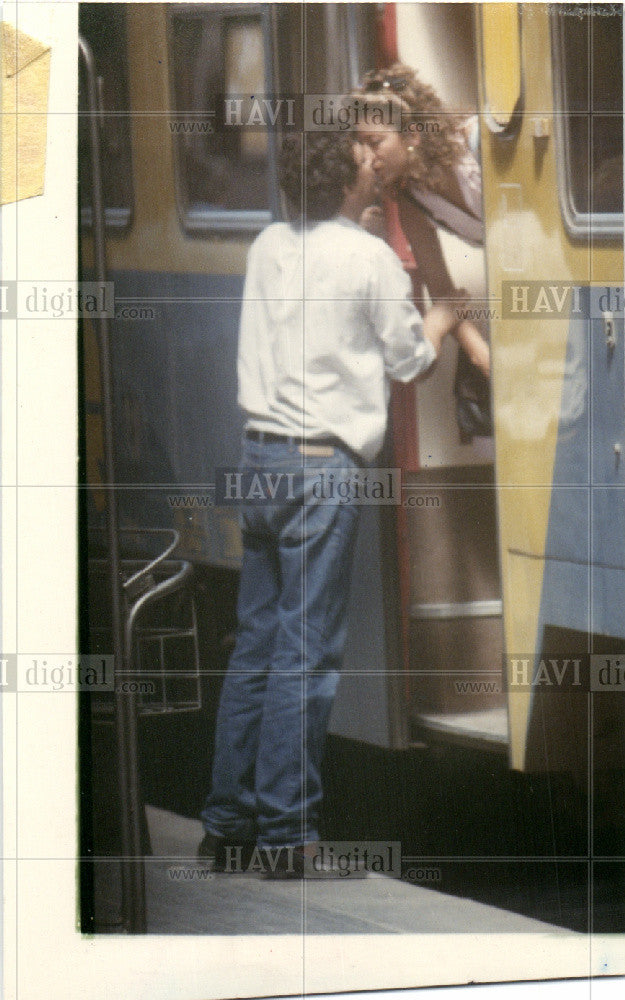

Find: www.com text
168;494;215;509
115;304;156;321
167;491;441;510
455;306;498;322
169;119;215;134
116;680;157;695
169;867;214;881
402;866;442;884
454;679;501;694
402;493;441;509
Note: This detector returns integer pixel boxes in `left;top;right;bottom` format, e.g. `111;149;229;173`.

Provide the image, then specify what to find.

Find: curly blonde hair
356;63;466;193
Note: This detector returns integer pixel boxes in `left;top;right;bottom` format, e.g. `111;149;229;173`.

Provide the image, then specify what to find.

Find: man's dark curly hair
279;132;358;221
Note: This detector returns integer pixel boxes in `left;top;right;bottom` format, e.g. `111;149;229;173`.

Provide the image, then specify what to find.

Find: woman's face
358;126;411;191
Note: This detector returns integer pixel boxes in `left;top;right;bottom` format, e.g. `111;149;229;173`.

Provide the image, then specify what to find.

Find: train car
477;2;624;788
79;1;624;913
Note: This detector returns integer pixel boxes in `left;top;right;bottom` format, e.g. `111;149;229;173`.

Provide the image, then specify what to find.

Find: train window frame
551;3;624;240
478;3;524;138
167;2;280;235
78;4;134;236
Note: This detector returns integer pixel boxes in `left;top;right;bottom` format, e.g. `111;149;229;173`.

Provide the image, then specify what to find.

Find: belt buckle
298;443;335;457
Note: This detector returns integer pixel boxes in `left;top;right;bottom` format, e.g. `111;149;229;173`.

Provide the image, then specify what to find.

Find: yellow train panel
479;3;623;770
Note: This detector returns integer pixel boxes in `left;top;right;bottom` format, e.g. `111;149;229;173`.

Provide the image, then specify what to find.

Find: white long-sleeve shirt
238;215;436;462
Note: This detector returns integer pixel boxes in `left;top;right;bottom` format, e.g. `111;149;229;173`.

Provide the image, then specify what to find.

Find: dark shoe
197;832;256;873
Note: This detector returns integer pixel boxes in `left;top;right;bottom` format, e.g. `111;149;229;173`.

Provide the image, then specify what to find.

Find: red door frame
375;3;420;683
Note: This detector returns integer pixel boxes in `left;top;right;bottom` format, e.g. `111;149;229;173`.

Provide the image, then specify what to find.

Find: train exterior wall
478;3;625;771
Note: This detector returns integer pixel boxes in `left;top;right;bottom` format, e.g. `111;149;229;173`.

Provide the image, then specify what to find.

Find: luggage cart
89;528;201;715
87;527;201;932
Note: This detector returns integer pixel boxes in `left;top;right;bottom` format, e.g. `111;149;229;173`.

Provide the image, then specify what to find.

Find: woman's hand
359;205;387;239
455;319;490;377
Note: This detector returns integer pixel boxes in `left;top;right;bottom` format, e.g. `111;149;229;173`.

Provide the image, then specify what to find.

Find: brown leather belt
244;429;359;462
245;430;343;449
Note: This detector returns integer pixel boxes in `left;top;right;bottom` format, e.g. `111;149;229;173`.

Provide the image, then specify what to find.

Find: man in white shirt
199;132;459;876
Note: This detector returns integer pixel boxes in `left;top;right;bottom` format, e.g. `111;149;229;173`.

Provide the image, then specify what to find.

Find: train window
168;4;277;232
274;3;375;95
552;3;623;237
78;4;134;232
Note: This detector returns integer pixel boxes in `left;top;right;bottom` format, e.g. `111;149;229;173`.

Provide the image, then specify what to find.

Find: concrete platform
114;806;578;935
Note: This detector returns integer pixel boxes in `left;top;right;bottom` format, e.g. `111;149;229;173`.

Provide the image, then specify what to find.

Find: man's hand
422;301;459;356
359;205;387;239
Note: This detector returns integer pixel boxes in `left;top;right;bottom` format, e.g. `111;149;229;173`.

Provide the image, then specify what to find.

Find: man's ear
341;176;359;211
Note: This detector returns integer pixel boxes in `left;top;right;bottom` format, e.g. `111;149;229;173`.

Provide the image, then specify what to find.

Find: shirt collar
336;213;362;230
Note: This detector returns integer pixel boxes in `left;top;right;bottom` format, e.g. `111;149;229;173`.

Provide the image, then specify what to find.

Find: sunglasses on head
362;71;409;93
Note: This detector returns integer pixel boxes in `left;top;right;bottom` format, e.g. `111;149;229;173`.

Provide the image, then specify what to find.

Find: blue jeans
201;435;361;847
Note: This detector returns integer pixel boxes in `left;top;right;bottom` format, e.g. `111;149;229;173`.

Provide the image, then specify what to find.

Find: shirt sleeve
237;239;263;405
370;241;437;382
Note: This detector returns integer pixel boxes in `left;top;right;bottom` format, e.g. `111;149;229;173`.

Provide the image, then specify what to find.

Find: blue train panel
534;286;625;672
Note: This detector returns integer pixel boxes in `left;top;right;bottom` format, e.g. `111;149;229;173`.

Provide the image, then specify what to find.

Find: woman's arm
454;319;490;377
397;192;490;377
